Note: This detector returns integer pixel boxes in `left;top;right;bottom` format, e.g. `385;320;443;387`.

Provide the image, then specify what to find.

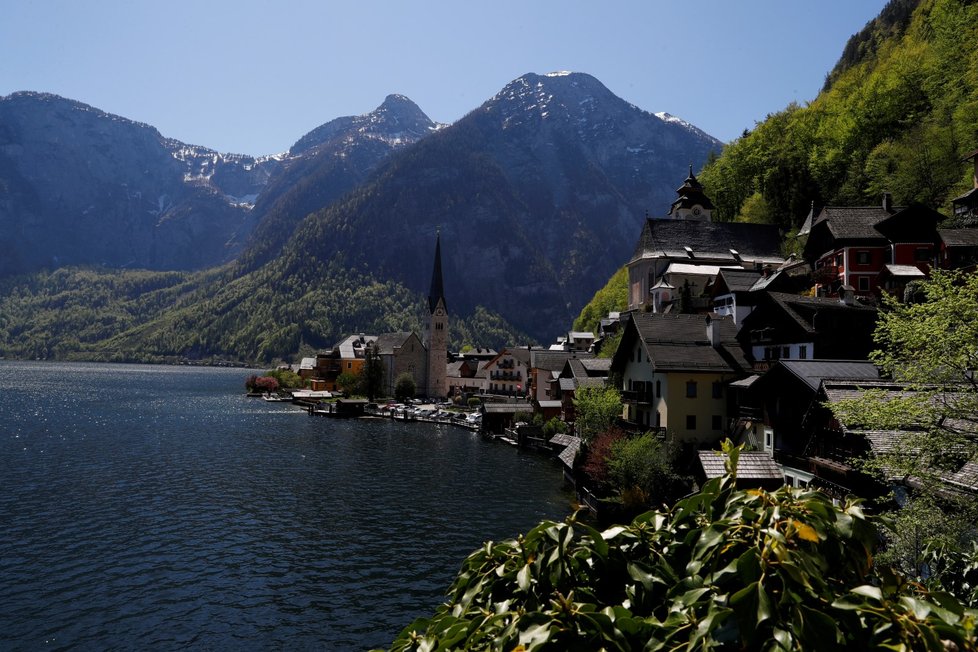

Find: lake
0;361;572;650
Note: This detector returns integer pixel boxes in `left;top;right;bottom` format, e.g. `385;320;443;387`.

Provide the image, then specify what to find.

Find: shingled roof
630;219;784;264
623;313;750;374
698;450;784;481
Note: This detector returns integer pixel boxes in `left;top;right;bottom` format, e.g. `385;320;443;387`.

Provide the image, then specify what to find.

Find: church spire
428;231;446;313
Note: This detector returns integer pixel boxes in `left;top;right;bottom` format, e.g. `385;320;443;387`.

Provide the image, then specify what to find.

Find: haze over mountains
0;71;721;358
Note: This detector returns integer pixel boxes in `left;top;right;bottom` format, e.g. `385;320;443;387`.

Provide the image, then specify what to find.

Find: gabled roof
882;264;926;278
580;358;612;373
746;292;877;339
373;331;418;355
713;269;763;295
530;350;593;372
615;313;750;374
630;219;785;264
940;228;978;247
698;450;784;481
776;360;880;392
336;334;378;359
809;205;900;241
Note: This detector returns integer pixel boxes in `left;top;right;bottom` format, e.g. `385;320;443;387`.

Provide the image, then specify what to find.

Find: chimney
706;314;720;348
883;192;893;213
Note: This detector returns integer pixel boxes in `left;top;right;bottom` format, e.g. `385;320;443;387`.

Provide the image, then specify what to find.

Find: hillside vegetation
700;0;978;230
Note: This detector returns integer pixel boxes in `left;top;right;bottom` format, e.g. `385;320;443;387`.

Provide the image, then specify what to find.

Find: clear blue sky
1;0;887;156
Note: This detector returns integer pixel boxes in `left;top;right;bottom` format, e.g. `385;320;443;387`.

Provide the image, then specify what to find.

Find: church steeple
428;230;446;313
424;231;448;398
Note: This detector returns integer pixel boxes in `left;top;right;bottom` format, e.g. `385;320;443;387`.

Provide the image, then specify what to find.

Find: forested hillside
0;264;530;363
700;0;978;231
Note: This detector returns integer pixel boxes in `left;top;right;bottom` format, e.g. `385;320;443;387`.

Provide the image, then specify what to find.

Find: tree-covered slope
0;262;532;364
700;0;978;230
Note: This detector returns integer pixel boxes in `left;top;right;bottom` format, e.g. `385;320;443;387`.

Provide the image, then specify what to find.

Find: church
424;232;448;398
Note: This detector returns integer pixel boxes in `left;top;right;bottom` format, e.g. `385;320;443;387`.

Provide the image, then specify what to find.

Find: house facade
483;349;529;397
801;194;943;297
610;313;749;443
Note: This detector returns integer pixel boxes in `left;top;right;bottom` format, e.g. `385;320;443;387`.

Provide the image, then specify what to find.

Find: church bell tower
424;232;448;398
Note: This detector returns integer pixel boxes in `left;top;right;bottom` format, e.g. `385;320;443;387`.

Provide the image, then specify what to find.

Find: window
782;346;790;359
764;428;773;451
655;380;661;398
835;253;843;267
856;251;870;265
686;415;696;430
712;381;722;399
347;362;352;369
914;247;931;262
712;415;722;431
799;345;808;360
686;381;697;398
858;276;870;292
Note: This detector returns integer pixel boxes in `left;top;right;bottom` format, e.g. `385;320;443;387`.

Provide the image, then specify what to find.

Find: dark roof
698;451;784;481
374;331;417;355
715;269;763;294
951;187;978;204
428;232;446;313
940;228;978;247
577;377;608;390
810;206;900;241
580;358;612;373
531;350;594;372
776;360;880;392
482;403;533;414
630;219;784;263
764;291;877;335
558;377;577;392
626;313;749;373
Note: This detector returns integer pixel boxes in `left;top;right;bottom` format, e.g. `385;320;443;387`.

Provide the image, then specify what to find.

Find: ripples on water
0;361;571;650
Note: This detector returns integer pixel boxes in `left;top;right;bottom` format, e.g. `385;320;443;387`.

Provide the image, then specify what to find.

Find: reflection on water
0;361;571;650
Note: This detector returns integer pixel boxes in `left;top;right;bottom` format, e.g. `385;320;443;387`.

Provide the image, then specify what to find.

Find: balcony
621;389;655;405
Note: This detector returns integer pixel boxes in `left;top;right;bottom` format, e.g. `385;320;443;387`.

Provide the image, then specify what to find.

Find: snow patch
545;71;573;77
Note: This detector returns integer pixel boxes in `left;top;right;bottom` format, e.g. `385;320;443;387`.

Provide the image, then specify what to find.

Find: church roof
630;219;784;264
428;232;446;313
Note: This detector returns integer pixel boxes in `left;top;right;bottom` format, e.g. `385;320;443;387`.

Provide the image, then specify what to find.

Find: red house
801;193;943;298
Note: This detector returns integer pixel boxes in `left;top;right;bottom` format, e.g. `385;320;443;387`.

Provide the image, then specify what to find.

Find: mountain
0;72;722;362
0;92;280;275
0;92;439;277
236;94;441;270
266;72;722;341
699;0;977;230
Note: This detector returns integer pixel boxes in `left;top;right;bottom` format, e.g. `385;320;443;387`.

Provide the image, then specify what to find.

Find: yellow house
610;312;749;443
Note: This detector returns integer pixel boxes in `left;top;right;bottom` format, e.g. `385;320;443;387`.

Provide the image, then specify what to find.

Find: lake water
0;361;571;651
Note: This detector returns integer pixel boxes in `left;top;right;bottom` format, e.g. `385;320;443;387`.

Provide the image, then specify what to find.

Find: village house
610;312;750;443
553;358;611;423
733;359;881;493
482;348;532;397
951;148;978;223
736;291;878;371
800;193;945;298
528;349;594;402
446;357;489;397
626;169;785;313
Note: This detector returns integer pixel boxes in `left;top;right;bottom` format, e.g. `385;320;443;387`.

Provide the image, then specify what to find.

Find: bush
388;445;978;651
394;373;417;402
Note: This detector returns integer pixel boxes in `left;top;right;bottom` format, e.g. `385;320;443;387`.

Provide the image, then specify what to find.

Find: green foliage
394;372;417;402
336;372;359;394
388;445;977;651
830;269;978;587
266;368;304;390
596;329;622;359
606;434;690;512
701;0;978;226
467;397;482;408
360;344;385;400
542;417;568;438
0;261;530;364
573;266;628;335
573;385;621;445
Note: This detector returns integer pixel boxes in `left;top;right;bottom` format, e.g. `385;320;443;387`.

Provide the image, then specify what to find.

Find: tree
388;445;978;651
831;270;978;584
573;385;621;444
360;343;385;401
336;372;359;395
606;433;690;512
394;372;416;402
